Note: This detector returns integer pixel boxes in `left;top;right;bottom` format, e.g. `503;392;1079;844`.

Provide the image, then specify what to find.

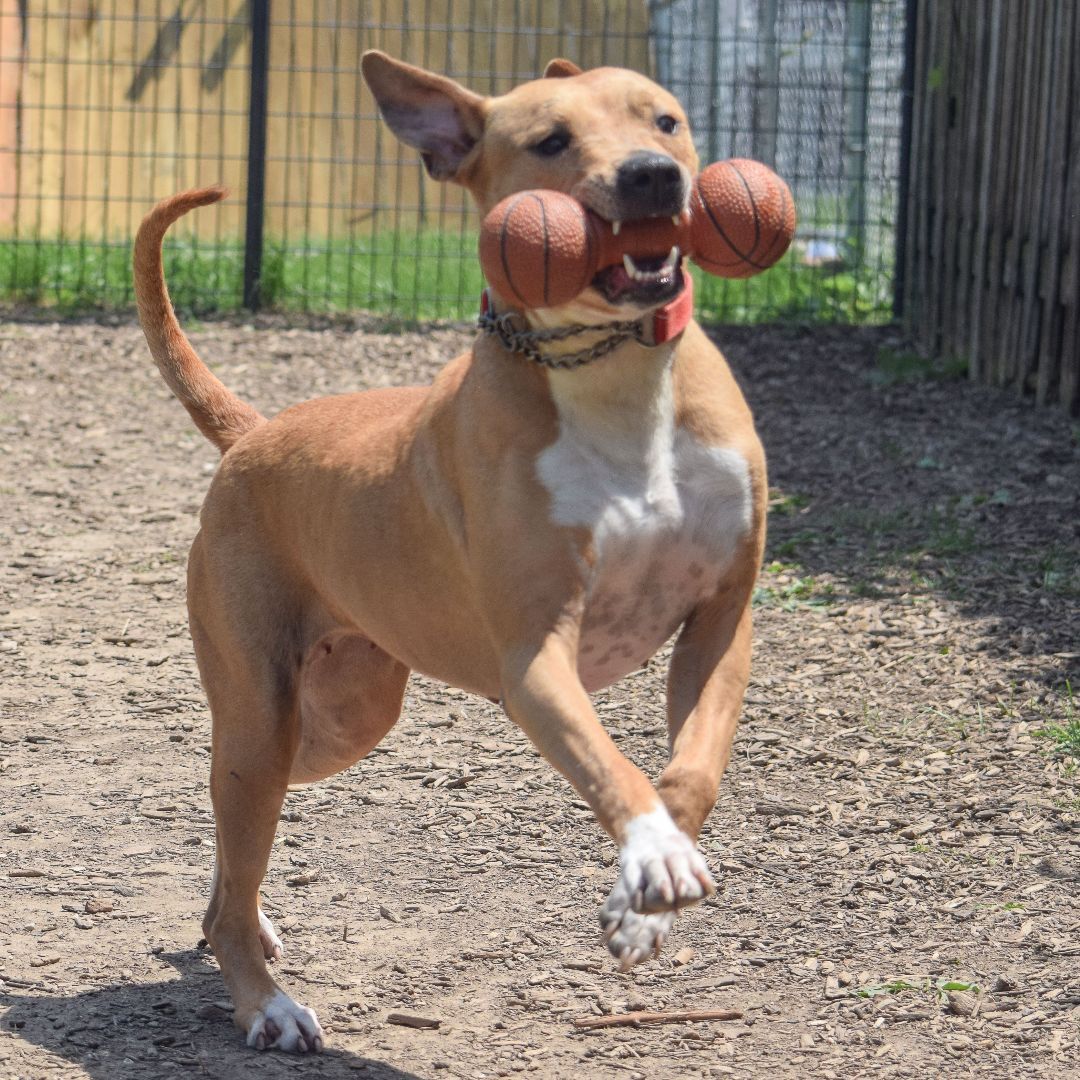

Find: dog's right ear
361;51;486;182
544;58;583;78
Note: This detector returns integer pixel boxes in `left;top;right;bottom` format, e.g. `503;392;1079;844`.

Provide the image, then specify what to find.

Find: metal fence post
243;0;270;311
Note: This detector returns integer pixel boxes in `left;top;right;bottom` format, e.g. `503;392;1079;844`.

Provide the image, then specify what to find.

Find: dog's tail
133;187;266;454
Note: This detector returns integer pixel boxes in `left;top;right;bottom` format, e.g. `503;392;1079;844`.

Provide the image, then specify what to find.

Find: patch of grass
0;231;896;324
1034;549;1080;598
851;978;921;998
912;507;979;558
921;703;987;740
772;530;820;559
768;489;811;516
693;252;893;324
851;976;980;1000
1033;683;1080;757
871;346;969;386
753;571;836;610
0;236;244;314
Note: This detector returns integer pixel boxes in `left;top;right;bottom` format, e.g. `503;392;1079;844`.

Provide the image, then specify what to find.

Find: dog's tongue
595;254;682;305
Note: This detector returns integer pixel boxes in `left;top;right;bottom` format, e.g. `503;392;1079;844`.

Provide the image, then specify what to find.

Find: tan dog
133;52;766;1054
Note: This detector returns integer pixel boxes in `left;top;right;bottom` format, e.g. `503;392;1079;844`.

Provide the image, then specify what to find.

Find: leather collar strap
479;276;693;370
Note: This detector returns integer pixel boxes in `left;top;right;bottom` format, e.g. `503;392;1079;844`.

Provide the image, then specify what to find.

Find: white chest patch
536;366;752;691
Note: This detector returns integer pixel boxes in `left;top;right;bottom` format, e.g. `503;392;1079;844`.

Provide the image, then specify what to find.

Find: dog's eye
532;131;571;157
657;115;679;135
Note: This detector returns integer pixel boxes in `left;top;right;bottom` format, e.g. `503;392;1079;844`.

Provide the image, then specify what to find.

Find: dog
132;52;766;1054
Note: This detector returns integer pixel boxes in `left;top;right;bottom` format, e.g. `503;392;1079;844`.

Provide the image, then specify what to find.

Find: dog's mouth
592;246;684;308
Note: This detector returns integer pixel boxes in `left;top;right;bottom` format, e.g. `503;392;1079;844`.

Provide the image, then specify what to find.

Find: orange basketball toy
478;158;796;309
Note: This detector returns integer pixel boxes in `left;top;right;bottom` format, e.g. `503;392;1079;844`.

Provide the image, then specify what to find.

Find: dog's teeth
672;215;681;227
623;254;650;282
612;220;622;237
662;245;680;271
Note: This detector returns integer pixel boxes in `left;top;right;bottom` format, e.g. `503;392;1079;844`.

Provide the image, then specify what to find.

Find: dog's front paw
600;886;676;971
245;990;324;1053
617;807;716;913
597;806;716;971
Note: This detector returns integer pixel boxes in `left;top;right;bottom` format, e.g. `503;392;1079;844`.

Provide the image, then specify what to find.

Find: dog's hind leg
189;537;325;1053
190;535;410;1053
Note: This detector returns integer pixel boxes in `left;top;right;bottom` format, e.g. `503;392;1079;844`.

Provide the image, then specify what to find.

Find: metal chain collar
477;306;651;370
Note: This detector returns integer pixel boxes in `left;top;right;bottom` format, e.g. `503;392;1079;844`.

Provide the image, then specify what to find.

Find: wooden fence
902;0;1080;413
0;1;649;241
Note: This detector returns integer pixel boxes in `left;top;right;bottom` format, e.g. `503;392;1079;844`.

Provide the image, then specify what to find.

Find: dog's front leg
659;572;757;843
502;639;715;969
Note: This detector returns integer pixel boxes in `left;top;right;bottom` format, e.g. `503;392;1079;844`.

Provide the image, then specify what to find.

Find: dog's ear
361;51;486;182
543;58;583;78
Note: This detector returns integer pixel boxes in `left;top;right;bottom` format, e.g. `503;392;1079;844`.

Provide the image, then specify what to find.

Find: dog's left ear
361;50;486;182
544;58;583;78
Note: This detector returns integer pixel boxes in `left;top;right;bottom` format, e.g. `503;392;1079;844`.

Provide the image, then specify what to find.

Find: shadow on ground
0;950;422;1080
716;323;1079;691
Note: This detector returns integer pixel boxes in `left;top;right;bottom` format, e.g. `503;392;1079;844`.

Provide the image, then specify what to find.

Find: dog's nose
615;152;685;216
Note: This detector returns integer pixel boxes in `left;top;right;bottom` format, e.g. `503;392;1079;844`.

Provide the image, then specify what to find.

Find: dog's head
361;52;699;321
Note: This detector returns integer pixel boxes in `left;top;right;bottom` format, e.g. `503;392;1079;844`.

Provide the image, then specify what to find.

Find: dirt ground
1;315;1078;1080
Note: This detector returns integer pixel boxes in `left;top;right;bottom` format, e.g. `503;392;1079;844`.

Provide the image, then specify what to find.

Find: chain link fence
0;1;908;322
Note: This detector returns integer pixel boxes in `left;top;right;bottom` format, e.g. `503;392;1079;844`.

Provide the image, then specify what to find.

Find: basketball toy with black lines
478;157;796;309
689;158;796;279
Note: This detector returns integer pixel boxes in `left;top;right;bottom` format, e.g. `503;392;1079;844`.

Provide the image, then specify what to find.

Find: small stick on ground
387;1012;441;1030
572;1008;743;1030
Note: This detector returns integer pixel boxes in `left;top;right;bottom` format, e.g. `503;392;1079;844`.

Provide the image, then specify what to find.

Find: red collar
481;274;693;349
648;274;695;344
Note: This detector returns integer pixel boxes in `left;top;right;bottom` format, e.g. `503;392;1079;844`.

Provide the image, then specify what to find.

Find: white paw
615;806;716;913
258;909;284;960
600;903;675;971
246;990;324;1053
598;806;715;970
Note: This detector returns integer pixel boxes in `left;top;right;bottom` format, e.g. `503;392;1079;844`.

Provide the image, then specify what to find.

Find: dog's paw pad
246;991;323;1054
258;909;284;961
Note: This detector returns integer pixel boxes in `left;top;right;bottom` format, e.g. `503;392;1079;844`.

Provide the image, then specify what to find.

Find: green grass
1034;683;1080;758
851;977;980;1000
692;249;893;324
753;562;836;610
872;346;969;385
0;232;895;324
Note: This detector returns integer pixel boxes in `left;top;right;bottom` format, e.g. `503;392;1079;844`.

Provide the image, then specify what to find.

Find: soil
1;315;1077;1080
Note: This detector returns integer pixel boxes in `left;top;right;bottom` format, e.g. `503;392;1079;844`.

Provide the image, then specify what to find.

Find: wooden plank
903;0;930;335
967;0;1003;381
1059;0;1080;414
1016;0;1057;398
924;0;951;357
1000;0;1042;390
986;0;1024;389
909;0;935;350
942;5;979;364
1034;0;1072;406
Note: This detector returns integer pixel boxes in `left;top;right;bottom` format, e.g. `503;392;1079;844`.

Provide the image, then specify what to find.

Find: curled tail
133;187;266;454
